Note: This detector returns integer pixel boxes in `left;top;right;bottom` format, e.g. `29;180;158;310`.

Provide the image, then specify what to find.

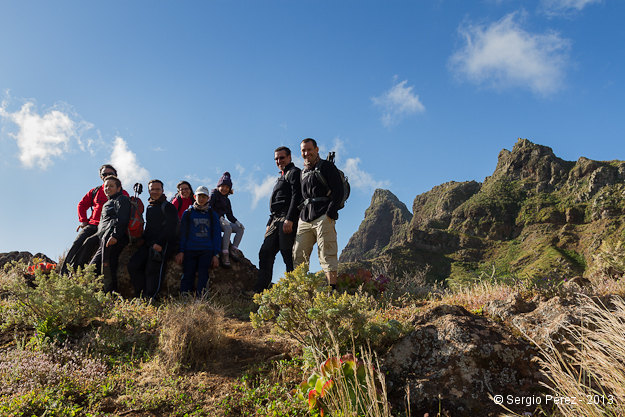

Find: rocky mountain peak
339;189;411;263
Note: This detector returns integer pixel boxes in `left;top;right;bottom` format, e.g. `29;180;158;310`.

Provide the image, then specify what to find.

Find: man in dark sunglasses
60;164;129;274
251;146;302;294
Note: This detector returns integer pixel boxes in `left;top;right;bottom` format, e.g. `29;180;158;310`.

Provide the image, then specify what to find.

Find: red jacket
78;185;130;226
172;196;194;219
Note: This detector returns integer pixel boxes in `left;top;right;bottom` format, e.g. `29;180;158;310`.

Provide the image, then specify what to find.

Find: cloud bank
0;101;92;169
449;13;570;96
109;136;150;187
372;79;425;127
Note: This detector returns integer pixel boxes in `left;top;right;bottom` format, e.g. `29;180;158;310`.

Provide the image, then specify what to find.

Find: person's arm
77;188;95;223
286;168;303;222
324;164;344;220
211;209;223;256
225;198;238;223
178;210;190;253
112;197;131;240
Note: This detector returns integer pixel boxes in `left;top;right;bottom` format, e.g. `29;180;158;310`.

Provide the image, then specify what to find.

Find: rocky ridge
340;138;625;283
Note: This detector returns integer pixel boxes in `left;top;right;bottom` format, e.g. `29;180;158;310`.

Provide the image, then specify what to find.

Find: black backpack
301;152;350;210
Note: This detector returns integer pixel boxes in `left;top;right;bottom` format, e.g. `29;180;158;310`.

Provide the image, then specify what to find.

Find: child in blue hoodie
176;186;222;296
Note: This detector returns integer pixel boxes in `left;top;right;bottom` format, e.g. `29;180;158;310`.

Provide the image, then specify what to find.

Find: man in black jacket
88;175;131;293
253;146;302;294
293;138;344;287
127;179;179;299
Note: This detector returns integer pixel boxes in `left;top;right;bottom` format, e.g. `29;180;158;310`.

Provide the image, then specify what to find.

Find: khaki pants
293;215;338;273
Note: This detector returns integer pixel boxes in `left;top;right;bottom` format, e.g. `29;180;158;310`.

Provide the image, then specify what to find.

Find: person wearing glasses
251;146;302;294
60;164;129;274
171;180;195;219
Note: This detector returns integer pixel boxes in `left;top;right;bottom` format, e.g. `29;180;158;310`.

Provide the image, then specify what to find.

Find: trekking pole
152;242;168;300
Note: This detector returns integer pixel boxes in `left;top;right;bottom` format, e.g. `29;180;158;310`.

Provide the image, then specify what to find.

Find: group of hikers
59;138;347;298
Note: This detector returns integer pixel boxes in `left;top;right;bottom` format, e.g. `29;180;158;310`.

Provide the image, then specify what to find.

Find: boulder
113;243;257;298
384;305;542;416
0;251;55;270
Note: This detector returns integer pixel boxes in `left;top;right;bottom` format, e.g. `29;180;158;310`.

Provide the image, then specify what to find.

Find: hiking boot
221;252;231;268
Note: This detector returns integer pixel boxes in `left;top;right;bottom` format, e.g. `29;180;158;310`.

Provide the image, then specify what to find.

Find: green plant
250;264;407;353
0;262;112;339
298;349;391;417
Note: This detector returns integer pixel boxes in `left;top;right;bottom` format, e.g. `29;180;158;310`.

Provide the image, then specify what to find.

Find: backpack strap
91;185;101;205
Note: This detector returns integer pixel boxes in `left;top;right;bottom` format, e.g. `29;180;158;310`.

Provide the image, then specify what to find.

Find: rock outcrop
0;251;55;270
340;189;411;262
384;305;543;416
340;138;625;284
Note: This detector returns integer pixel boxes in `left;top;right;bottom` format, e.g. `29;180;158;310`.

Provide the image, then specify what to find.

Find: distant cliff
340;138;625;284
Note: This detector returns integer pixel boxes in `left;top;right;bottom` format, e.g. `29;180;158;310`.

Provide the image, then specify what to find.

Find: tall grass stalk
531;295;625;417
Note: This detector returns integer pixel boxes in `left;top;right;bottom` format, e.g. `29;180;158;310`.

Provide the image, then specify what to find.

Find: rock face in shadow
340;138;625;284
340;189;411;263
0;251;55;270
383;305;542;417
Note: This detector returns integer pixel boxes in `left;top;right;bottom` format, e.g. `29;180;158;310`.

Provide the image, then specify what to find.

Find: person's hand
153;243;162;252
235;220;245;230
211;255;219;268
283;220;293;234
266;225;270;234
76;222;89;232
175;252;184;265
106;237;117;247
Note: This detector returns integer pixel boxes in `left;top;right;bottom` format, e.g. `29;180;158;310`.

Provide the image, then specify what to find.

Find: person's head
300;138;319;164
194;186;210;205
217;172;233;195
177;180;193;199
99;164;117;181
103;176;121;197
148;179;164;200
274;146;292;170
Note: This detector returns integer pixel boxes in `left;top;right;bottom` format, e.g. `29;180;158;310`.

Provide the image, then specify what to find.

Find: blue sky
1;0;624;279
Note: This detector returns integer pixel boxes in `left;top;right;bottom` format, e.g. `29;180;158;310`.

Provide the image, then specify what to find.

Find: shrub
158;298;228;371
0;262;112;339
250;264;407;353
337;269;390;296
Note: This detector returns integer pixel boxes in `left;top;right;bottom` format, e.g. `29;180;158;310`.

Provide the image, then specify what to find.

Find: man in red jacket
60;164;129;274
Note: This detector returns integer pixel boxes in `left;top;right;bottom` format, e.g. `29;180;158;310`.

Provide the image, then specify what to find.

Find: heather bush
0;344;108;416
250;264;407;353
337;269;390;296
0;261;112;339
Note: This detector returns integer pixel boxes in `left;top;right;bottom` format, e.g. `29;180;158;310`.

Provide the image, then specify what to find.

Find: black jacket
143;199;179;248
97;191;131;241
209;188;238;222
267;162;302;225
300;159;344;222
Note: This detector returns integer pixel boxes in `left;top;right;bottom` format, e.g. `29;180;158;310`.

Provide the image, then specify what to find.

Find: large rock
0;251;55;270
115;243;258;298
383;305;542;416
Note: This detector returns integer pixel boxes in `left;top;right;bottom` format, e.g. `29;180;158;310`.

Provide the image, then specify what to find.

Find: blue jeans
181;250;214;296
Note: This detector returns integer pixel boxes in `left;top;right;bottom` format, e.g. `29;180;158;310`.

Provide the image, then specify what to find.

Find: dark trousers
255;221;296;293
181;250;214;296
60;224;98;274
128;244;169;299
89;235;128;293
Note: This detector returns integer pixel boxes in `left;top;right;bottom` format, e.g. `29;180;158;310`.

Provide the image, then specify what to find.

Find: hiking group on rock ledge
60;138;350;299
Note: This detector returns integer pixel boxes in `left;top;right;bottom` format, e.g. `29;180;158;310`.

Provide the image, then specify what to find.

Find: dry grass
433;280;517;312
530;295;625;417
158;297;228;371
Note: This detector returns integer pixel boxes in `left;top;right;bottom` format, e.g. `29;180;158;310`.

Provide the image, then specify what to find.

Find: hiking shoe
221;252;231;268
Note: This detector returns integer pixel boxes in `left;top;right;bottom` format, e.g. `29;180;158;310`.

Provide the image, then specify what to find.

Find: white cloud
541;0;601;14
246;174;276;209
449;12;570;96
342;157;390;191
109;136;150;188
372;79;425;127
0;101;92;169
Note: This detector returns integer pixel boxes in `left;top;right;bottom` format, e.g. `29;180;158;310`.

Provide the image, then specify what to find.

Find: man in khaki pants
293;138;344;288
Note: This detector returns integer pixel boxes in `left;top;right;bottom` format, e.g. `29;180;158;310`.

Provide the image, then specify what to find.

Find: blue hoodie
179;206;222;254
